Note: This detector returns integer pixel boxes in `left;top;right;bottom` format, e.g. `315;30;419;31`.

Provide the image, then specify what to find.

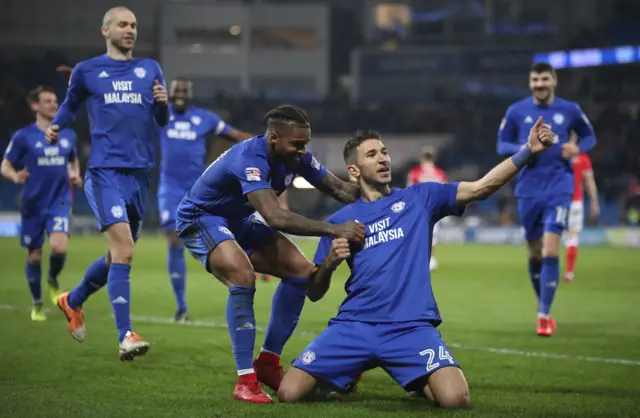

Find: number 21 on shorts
420;346;455;372
53;216;69;233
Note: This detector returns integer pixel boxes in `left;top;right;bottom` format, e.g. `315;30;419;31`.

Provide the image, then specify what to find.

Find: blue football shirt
497;96;596;197
52;54;167;169
159;104;231;194
179;135;327;220
313;182;464;325
3;124;77;216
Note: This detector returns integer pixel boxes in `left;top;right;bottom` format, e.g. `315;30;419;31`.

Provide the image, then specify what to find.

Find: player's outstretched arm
307;238;350;302
313;171;360;204
247;189;365;239
458;117;555;205
496;107;522;157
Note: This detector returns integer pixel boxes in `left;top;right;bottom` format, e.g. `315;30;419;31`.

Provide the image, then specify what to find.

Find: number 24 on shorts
420;346;455;372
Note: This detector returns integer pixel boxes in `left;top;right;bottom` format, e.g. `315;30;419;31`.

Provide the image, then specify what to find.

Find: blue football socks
528;258;542;300
262;276;308;356
68;256;109;309
167;245;187;312
107;263;133;342
226;285;257;373
539;257;560;315
25;261;42;304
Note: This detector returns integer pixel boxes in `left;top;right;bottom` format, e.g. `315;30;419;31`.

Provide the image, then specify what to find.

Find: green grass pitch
1;235;639;418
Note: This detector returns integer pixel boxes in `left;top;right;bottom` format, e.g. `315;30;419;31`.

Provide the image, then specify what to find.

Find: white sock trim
237;368;255;376
260;348;280;356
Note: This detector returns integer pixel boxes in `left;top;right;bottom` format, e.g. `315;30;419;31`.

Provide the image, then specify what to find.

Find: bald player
46;7;169;360
159;77;252;322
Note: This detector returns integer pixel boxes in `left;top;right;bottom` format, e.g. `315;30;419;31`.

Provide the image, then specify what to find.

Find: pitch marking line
1;303;638;366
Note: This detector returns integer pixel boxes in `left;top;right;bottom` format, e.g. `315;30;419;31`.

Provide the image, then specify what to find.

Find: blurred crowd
0;52;638;226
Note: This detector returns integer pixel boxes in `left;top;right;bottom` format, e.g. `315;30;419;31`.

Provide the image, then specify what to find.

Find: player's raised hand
45;124;60;144
14;168;29;184
153;80;168;105
527;116;555;154
331;221;366;242
324;238;351;268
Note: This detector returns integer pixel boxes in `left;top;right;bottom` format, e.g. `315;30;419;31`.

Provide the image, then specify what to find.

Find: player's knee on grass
423;367;470;409
27;248;43;264
542;232;561;257
104;223;135;264
207;240;256;287
527;238;543;261
278;366;318;403
49;232;68;255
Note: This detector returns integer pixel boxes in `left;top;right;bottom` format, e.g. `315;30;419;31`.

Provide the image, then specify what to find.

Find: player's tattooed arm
457;116;555;205
247;189;365;240
307;238;350;302
314;171;360;204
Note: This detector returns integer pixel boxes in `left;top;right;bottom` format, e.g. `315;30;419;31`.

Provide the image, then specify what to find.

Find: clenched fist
330;221;366;242
153;79;168;105
527;116;555;154
45;124;60;144
323;238;351;269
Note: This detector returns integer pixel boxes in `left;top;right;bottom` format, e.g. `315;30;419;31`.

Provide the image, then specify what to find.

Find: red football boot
234;373;273;403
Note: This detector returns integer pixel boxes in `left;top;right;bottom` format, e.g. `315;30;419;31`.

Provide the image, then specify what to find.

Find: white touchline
2;303;639;366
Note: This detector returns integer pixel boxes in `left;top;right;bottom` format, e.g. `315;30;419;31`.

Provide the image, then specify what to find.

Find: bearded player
497;62;596;336
279;118;556;407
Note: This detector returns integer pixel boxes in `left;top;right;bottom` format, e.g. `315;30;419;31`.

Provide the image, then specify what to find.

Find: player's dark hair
343;130;381;164
264;105;310;133
530;62;556;75
27;86;56;104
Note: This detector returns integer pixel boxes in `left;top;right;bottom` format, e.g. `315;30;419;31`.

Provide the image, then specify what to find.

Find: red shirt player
565;153;599;283
407;147;447;271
